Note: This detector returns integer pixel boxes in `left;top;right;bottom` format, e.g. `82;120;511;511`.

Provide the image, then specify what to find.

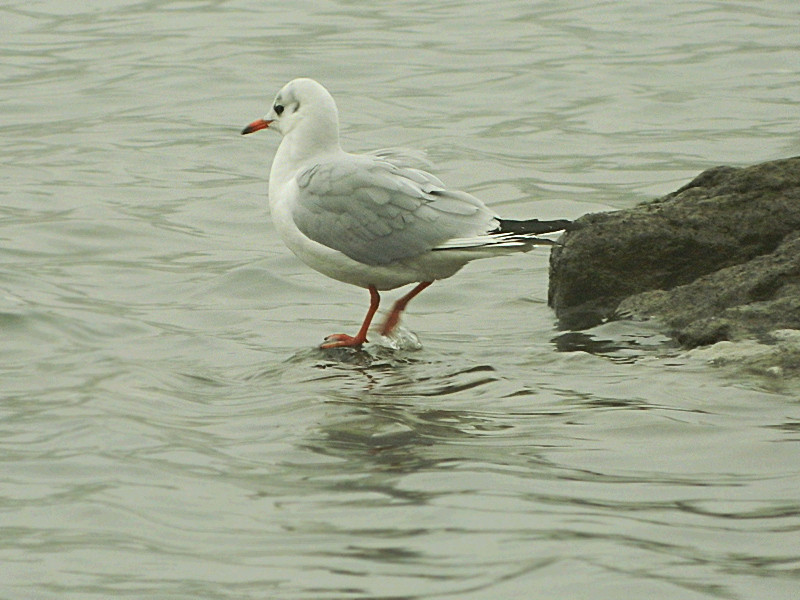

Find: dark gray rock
616;232;800;347
548;156;800;347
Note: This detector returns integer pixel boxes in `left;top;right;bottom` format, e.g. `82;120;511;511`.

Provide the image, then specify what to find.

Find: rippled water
3;1;800;598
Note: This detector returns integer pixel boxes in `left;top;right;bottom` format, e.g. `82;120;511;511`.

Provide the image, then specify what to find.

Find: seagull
242;78;570;349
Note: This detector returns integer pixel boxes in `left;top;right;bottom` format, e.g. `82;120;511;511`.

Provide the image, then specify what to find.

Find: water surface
2;1;800;598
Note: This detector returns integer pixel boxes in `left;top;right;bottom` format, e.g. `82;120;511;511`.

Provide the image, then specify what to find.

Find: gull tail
433;217;572;252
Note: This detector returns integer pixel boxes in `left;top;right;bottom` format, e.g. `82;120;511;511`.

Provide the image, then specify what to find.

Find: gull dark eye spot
273;104;284;116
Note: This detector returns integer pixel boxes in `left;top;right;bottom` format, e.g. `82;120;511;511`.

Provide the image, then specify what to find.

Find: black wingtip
496;218;573;235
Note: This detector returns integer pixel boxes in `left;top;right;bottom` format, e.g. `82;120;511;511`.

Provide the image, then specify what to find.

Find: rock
548;156;800;347
617;232;800;347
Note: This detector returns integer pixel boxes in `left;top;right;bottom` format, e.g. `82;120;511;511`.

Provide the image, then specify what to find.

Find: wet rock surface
548;156;800;349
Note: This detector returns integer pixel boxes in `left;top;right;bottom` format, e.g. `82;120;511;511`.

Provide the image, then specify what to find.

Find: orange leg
321;285;380;349
380;281;432;337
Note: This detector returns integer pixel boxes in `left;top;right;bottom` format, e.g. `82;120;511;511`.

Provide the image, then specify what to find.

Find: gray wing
292;155;497;266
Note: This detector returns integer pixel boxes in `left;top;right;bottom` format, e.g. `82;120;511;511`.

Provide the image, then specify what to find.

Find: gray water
3;1;800;598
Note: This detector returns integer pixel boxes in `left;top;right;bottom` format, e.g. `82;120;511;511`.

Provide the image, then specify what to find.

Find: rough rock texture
548;156;800;347
617;232;800;347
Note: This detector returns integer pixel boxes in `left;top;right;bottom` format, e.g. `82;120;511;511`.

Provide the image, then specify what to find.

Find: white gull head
242;78;342;165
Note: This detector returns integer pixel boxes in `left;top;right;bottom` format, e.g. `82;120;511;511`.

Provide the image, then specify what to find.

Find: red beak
241;119;272;135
